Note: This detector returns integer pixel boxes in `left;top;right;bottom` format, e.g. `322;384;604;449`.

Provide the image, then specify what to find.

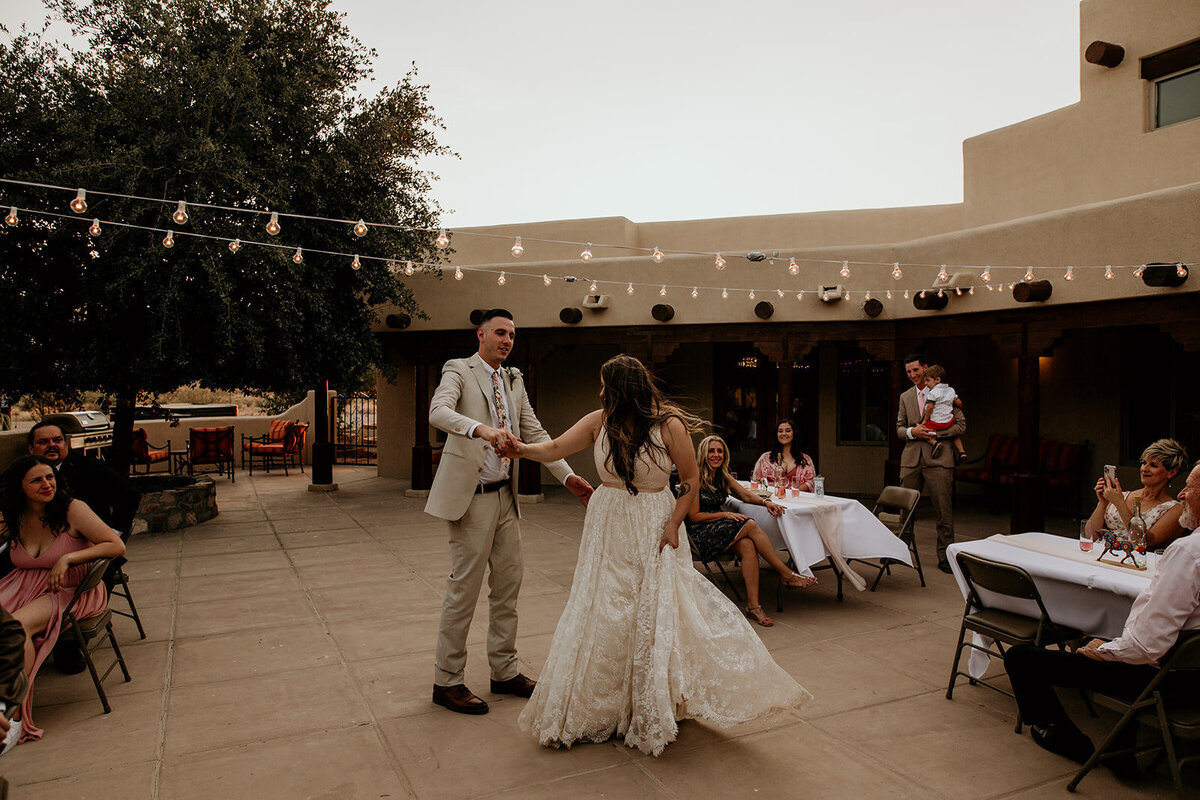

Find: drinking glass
1078;520;1093;552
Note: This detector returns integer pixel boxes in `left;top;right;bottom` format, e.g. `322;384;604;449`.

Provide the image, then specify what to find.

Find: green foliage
0;0;449;401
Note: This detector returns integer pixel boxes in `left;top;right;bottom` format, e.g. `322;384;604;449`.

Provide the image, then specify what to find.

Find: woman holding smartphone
1084;438;1189;549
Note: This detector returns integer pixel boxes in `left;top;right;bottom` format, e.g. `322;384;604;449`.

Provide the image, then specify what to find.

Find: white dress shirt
1095;530;1200;665
466;361;513;484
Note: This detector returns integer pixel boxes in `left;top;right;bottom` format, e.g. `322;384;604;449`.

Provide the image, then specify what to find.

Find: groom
426;308;593;714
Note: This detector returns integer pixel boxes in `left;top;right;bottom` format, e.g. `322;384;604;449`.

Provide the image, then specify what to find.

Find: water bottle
813;475;825;497
1128;500;1147;553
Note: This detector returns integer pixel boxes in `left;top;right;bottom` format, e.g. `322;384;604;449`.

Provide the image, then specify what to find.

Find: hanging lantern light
659;285;667;297
589;280;597;292
714;253;725;270
841;260;850;278
1177;263;1188;278
1064;266;1074;280
69;188;87;214
581;243;592;262
228;238;242;253
691;287;698;298
436;228;449;248
454;266;463;280
1024;266;1034;282
511;236;523;258
981;267;991;282
776;288;784;298
351;254;361;270
172;200;189;225
404;260;414;276
1104;265;1114;279
749;289;756;300
789;257;799;275
892;262;902;280
88;218;101;236
292;247;303;263
938;265;949;282
353;219;368;237
265;212;281;235
543;274;552;286
1133;264;1146;278
497;271;506;285
627;282;634;295
162;230;175;248
4;207;17;226
721;288;728;299
652;247;664;263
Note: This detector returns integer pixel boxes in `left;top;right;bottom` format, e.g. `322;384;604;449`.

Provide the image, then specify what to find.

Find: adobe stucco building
375;0;1200;531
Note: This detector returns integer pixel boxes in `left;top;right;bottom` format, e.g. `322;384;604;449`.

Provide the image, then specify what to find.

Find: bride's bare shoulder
582;409;604;439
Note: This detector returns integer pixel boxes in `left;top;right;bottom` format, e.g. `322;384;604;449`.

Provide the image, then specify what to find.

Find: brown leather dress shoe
490;673;537;698
432;684;489;715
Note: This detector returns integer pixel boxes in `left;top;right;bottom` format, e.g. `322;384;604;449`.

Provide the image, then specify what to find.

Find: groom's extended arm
428;361;511;450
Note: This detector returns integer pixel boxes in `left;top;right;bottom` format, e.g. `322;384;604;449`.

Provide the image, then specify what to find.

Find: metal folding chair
849;485;925;590
63;558;132;713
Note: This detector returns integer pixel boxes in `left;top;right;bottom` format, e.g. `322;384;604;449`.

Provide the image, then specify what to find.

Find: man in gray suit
425;309;593;714
896;353;966;573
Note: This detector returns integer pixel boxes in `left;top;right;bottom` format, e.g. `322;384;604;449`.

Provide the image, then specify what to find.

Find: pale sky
3;1;1083;228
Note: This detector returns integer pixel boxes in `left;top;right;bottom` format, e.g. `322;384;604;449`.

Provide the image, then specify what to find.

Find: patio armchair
242;419;308;476
129;427;171;474
184;425;236;482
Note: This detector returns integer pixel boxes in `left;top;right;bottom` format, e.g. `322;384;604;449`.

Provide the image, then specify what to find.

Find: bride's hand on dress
658;523;680;552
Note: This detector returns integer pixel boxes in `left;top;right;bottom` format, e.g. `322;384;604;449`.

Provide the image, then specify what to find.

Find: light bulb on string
691;287;698;298
172;200;189;225
454;266;463;281
919;290;927;299
903;289;909;299
938;265;948;282
265;212;281;235
436;228;449;248
228;238;241;253
543;274;551;287
721;288;728;299
627;282;634;295
1105;265;1114;280
1064;266;1074;280
353;219;368;237
292;247;303;264
789;258;799;275
659;285;667;297
954;288;962;296
652;247;664;263
1178;263;1188;278
840;260;850;278
1024;266;1034;282
404;260;414;276
843;289;850;300
892;262;902;280
938;289;946;298
969;287;975;295
511;236;523;258
89;218;101;236
1134;264;1146;278
865;291;871;301
351;255;361;271
4;207;16;226
497;271;506;286
797;291;804;301
715;253;725;270
886;289;893;300
581;243;592;262
749;289;756;300
986;283;994;291
162;230;175;248
981;267;991;282
777;289;784;298
70;189;87;214
589;280;597;292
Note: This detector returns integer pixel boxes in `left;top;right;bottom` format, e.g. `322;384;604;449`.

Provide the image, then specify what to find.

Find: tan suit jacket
896;385;966;468
425;353;572;521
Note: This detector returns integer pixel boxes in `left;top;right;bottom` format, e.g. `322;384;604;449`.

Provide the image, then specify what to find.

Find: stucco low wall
0;390;333;473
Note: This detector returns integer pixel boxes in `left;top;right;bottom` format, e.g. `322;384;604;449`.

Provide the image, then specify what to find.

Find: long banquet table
946;532;1154;677
727;485;912;600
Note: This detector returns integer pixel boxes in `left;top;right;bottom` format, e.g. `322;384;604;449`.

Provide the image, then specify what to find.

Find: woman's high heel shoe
745;605;774;627
783;572;817;589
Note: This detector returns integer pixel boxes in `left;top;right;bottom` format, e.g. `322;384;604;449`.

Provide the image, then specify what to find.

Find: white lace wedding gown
518;426;810;756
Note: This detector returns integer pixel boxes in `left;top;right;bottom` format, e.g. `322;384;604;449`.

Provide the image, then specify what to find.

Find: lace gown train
518;427;810;755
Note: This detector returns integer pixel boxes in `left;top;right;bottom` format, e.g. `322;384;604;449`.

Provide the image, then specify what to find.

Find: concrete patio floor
0;467;1188;798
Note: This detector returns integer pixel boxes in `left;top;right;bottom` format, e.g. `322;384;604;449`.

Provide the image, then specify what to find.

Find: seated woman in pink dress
0;455;125;751
752;420;817;492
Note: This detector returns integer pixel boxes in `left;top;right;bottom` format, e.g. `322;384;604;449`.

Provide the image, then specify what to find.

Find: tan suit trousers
900;464;954;561
434;486;523;687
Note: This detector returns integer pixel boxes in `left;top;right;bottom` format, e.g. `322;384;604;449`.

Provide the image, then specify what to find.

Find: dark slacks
1005;644;1157;744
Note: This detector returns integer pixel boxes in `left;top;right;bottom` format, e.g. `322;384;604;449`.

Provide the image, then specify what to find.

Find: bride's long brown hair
601;354;705;495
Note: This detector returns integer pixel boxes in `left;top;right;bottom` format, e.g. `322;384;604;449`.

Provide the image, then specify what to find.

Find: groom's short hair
479;308;513;327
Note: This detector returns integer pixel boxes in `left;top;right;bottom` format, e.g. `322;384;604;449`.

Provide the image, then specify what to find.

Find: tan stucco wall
963;0;1200;227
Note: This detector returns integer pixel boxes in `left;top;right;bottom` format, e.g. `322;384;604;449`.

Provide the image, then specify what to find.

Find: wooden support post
410;364;434;491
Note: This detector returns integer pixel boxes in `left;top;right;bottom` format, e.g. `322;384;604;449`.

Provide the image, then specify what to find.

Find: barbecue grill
41;411;114;456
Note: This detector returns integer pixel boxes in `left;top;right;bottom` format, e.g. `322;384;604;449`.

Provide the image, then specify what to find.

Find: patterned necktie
491;370;511;474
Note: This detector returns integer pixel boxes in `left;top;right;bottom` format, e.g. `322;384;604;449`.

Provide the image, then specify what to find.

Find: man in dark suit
896;354;965;573
27;421;140;537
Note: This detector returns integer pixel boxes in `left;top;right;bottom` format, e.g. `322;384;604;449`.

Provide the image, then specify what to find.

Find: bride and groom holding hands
424;308;808;756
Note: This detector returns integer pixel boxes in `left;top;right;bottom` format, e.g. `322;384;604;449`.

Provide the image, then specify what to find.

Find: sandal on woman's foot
745;605;774;627
783;572;817;589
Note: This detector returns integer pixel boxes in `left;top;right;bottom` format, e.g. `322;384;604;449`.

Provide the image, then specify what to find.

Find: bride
506;355;809;756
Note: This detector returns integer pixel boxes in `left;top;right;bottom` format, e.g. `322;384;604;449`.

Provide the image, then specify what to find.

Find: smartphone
1103;464;1117;485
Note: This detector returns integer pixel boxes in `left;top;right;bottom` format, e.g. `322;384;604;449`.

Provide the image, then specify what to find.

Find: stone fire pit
133;475;218;533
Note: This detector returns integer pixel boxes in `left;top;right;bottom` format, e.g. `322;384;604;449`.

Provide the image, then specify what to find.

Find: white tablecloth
728;486;912;592
946;532;1154;677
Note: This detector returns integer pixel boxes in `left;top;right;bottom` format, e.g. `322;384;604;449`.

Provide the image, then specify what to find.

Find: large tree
0;0;448;469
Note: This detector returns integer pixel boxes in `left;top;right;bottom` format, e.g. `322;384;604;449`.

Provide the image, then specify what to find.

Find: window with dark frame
836;347;889;446
1142;38;1200;130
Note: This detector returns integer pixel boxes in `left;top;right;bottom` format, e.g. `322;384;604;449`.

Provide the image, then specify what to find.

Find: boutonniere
503;366;522;382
